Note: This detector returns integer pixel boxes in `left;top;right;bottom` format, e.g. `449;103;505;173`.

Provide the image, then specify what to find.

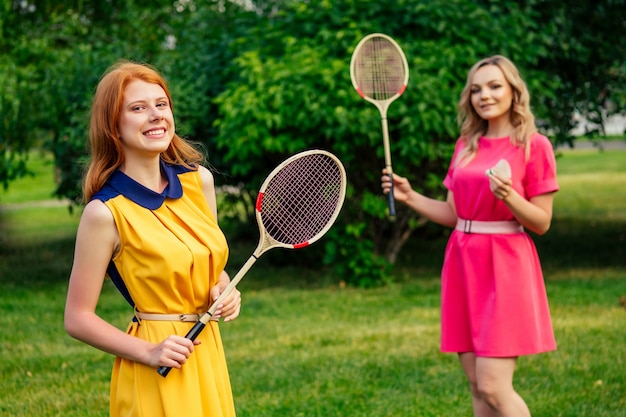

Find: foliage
1;0;624;285
0;0;51;189
527;0;626;144
209;0;575;284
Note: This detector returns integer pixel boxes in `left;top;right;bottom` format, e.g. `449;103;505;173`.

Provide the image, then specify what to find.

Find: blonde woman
382;55;558;416
65;61;241;416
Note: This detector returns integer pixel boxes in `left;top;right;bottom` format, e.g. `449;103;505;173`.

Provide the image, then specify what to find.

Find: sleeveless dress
92;161;236;417
440;133;558;357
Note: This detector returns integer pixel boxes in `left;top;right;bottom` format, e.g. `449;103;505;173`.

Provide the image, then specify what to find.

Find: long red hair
83;61;204;202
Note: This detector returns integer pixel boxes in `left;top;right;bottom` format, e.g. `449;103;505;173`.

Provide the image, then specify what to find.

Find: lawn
0;148;625;416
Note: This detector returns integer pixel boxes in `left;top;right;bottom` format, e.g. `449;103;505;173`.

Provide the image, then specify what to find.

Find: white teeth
145;129;165;135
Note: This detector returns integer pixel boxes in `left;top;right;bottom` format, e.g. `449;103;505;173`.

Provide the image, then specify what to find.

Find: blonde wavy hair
456;55;536;165
83;61;204;202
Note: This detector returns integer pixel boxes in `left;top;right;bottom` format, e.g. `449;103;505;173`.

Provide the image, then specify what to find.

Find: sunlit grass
0;151;59;203
0;147;625;416
555;149;626;220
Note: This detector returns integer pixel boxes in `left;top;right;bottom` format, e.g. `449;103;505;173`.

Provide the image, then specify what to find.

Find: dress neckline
480;135;510;141
106;160;187;210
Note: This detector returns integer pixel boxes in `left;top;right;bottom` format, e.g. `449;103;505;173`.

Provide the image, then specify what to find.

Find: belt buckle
464;219;472;234
179;313;201;322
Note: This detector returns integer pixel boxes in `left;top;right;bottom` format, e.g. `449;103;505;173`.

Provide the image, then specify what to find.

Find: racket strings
355;38;406;100
259;154;344;245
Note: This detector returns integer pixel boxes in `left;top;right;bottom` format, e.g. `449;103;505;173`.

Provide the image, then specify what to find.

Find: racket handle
387;176;396;218
157;364;173;378
157;320;207;377
156;255;258;378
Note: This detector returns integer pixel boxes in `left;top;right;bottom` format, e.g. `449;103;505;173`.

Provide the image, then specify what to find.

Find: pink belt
456;218;523;234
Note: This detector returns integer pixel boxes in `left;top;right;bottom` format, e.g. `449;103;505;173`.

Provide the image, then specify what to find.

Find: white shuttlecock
486;159;511;179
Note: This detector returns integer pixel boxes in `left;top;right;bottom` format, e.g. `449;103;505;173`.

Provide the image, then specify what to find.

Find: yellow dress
93;161;236;417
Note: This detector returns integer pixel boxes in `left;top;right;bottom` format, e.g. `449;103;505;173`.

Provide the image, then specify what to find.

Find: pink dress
441;133;558;356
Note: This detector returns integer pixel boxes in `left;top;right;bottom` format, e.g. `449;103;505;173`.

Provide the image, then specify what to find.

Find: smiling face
118;79;175;158
469;64;513;126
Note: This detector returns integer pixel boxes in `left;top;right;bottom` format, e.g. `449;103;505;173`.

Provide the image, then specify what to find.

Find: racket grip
157;365;173;378
387;178;396;217
157;320;207;377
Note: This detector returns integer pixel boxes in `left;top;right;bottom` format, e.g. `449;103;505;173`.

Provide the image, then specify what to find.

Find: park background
1;1;625;416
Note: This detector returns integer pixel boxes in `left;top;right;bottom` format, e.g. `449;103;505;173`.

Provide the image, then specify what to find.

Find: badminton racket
158;149;347;377
350;33;409;218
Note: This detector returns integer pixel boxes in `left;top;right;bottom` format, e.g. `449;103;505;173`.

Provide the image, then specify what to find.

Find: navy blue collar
106;160;188;210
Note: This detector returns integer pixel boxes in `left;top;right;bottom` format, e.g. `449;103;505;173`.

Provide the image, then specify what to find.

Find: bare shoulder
76;199;119;255
80;199;115;226
197;165;216;196
77;200;116;242
196;165;218;217
197;165;215;185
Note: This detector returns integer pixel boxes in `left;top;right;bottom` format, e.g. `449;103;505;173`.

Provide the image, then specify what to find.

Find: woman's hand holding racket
153;275;238;370
150;335;200;371
157;150;347;377
381;169;412;205
209;275;241;322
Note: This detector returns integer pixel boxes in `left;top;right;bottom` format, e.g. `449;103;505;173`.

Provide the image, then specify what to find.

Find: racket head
157;150;345;378
350;33;409;109
253;150;347;255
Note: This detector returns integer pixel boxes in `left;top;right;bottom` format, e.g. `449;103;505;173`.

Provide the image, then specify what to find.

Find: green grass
1;149;625;416
0;151;60;204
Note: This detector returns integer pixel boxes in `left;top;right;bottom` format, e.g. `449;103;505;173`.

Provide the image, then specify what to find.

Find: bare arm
382;169;457;228
199;165;218;219
64;200;197;369
198;165;241;321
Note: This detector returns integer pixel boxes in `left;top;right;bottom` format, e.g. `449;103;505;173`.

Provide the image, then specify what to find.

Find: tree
0;0;195;199
209;0;624;284
211;0;562;284
527;0;626;143
2;0;624;285
0;0;48;190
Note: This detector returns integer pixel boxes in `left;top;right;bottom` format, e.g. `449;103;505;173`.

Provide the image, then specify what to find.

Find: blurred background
1;0;624;283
